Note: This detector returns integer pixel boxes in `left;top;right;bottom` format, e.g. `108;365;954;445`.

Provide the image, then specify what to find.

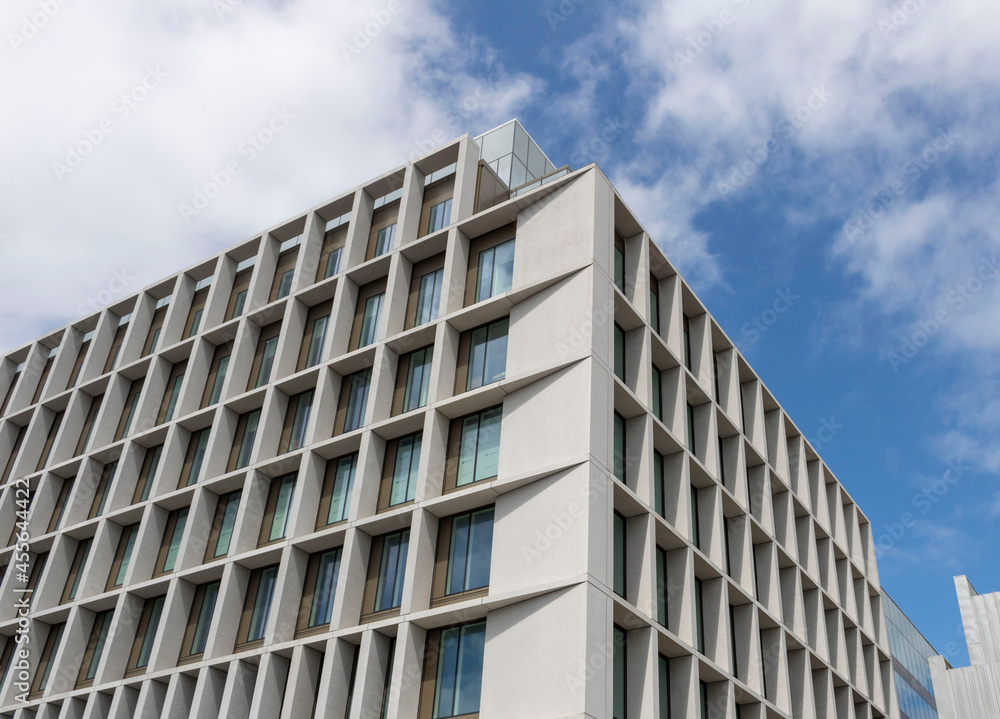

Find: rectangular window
700;681;709;719
155;507;189;575
426;197;452;235
179;428;210;487
317;226;347;281
445;405;501;491
184;287;209;338
227;267;253;319
459;317;509;392
650;277;660;334
687;403;696;453
90;461;117;518
106;523;139;590
67;338;90;387
420;621;486;719
127;595;165;674
259;473;296;545
115;378;145;441
270;249;298;301
656;546;668;626
411;267;443;328
695;577;705;653
76;609;113;687
31;354;54;405
36;410;63;470
613;625;627;719
205;490;242;560
297;548;342;633
1;365;22;416
336;368;371;434
659;655;671;719
691;485;701;550
157;361;187;424
202;342;233;407
378;432;422;510
683;315;692;370
431;507;494;603
614;235;625;293
180;580;220;661
132;446;161;503
298;302;332;371
25;552;48;607
394;346;433;414
358;292;384;348
2;425;25;483
381;637;396;719
31;622;65;695
652;366;662;420
248;322;282;390
363;529;409;618
474;238;515;302
613;511;626;598
61;537;92;603
729;604;739;677
229;408;262;470
281;389;314;452
75;395;103;456
613;412;626;482
47;477;73;533
718;436;727;488
143;307;167;356
317;454;356;527
238;564;279;646
614;323;626;381
103;323;128;373
372;222;396;259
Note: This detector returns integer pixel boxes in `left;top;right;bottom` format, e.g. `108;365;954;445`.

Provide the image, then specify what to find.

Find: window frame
125;595;166;676
393;345;434;415
132;446;162;503
280;388;314;453
443;406;502;492
179;427;211;488
30;622;65;696
317;454;356;528
236;564;279;648
377;432;422;511
455;317;509;393
76;609;114;688
430;506;494;606
201;342;233;407
335;368;372;434
179;579;221;663
297;300;333;371
157;361;187;424
205;490;242;560
105;522;140;590
153;506;189;576
296;547;343;636
228;408;262;471
361;528;410;621
258;472;297;546
463;224;516;307
418;620;487;719
406;255;445;329
227;267;253;319
248;321;282;390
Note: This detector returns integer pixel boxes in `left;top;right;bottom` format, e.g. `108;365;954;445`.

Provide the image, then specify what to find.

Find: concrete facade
0;121;902;718
929;576;1000;719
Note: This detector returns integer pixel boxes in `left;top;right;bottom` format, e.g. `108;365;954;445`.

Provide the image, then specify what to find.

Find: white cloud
0;0;541;350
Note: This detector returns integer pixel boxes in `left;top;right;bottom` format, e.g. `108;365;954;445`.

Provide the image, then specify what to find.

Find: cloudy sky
3;0;998;662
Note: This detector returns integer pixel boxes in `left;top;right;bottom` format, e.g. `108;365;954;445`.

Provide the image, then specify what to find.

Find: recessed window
445;405;502;491
363;529;409;618
420;621;486;719
650;276;661;335
613;412;626;482
132;446;161;503
75;395;101;456
459;317;509;392
683;315;692;370
248;322;281;390
282;389;314;453
412;267;443;328
237;564;279;646
61;537;92;603
202;343;233;407
180;580;220;661
76;610;113;687
185;287;209;338
652;365;662;420
426;198;452;235
270;246;299;302
653;452;665;518
432;507;494;603
2;425;25;483
613;511;626;598
31;353;54;405
36;410;63;470
358;293;384;348
30;622;65;695
378;432;422;510
297;548;342;634
67;337;90;388
655;546;668;627
373;222;396;258
259;473;296;545
154;507;188;575
158;361;187;424
317;225;346;281
614;235;625;293
227;267;253;320
25;552;48;607
205;490;242;560
394;346;433;414
477;238;516;305
91;460;117;518
694;577;706;654
229;408;262;470
143;306;167;356
180;428;210;488
298;302;332;371
274;268;295;301
691;485;701;550
115;378;145;440
47;477;73;533
613;625;627;719
103;322;128;373
337;368;371;434
614;324;626;382
106;523;140;590
126;595;165;675
317;454;356;527
687;403;696;454
658;655;671;719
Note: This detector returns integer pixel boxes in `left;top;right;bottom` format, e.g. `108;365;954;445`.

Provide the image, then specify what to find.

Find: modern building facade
929;576;1000;718
0;120;903;718
883;593;938;719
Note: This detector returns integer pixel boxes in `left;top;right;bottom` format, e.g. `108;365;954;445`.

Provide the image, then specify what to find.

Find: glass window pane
247;566;277;641
390;433;421;506
115;526;138;586
456;416;479;486
269;476;295;541
328;455;356;524
163;508;188;572
277;270;294;299
613;513;626;597
216;492;241;556
375;223;396;256
309;549;341;627
236;410;260;468
466;508;494;590
188;308;204;338
614;413;626;481
614;247;625;292
484;318;508;385
492;240;515;296
187;429;210;486
476;248;495;303
446;514;471;596
164;374;184;423
306;315;329;368
375;530;409;612
404;347;433;412
190;581;220;655
209;355;230;404
359;293;384;347
434;622;486;718
474;408;501;482
467;327;488;391
344;370;370;432
613;627;627;719
136;597;165;668
289;390;314;451
256;336;278;387
86;612;112;680
614;325;626;381
324;247;342;279
416;269;443;326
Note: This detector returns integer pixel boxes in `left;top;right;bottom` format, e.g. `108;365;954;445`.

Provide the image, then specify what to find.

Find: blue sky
3;0;998;664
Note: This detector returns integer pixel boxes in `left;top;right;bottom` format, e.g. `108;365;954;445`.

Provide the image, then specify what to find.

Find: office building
884;593;938;719
0;120;902;718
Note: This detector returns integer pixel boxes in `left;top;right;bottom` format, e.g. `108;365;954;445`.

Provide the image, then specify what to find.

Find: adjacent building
1;120;903;718
929;576;1000;718
884;593;939;719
